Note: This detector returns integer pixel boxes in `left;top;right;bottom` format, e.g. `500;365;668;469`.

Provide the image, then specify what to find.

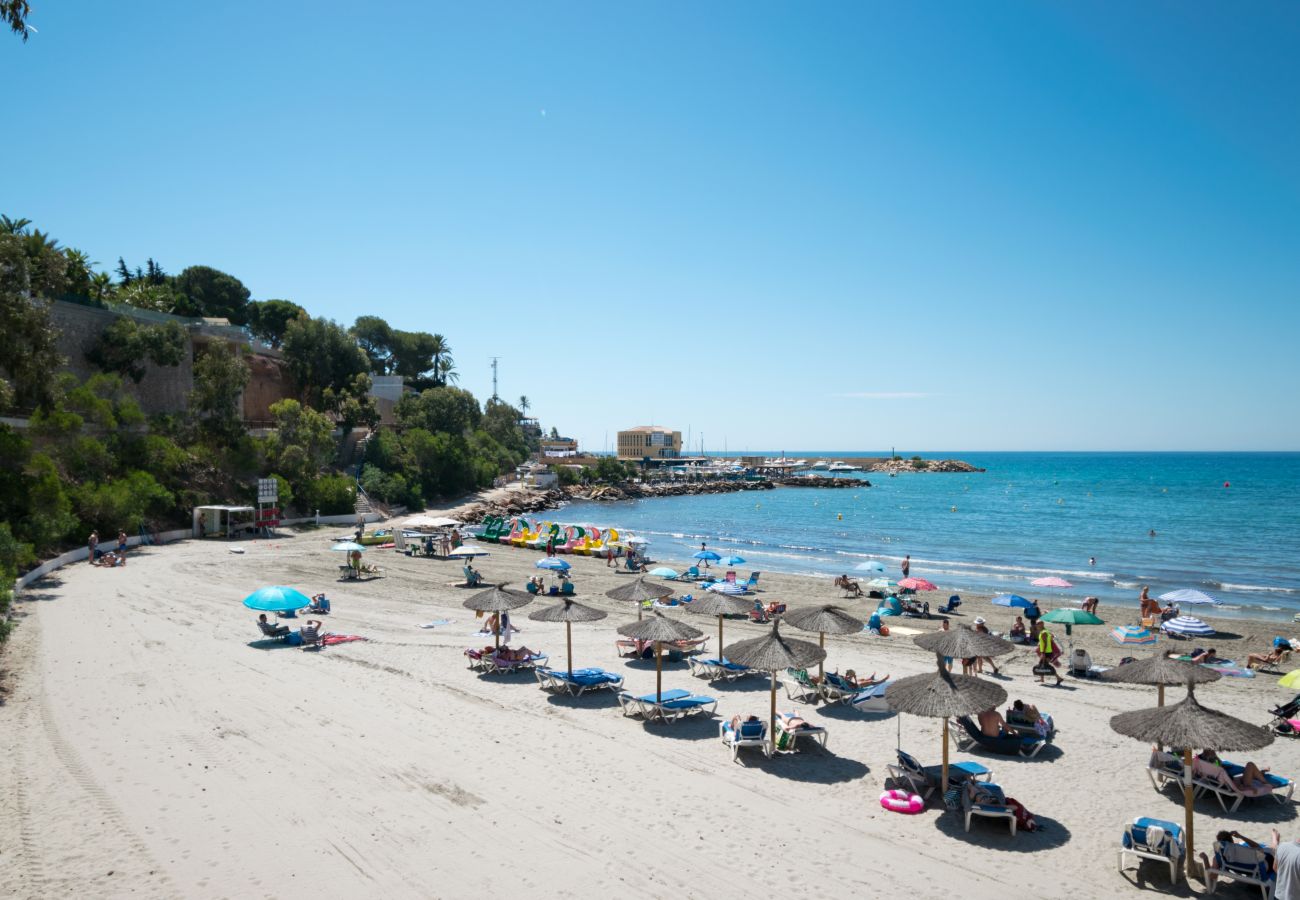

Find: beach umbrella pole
566;621;573;678
1183;747;1196;880
819;632;825;680
942;718;950;800
770;672;777;750
718;615;724;661
655;641;663;704
1158;683;1165;707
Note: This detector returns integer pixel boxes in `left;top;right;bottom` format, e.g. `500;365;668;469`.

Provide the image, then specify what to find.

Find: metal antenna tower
490;357;499;401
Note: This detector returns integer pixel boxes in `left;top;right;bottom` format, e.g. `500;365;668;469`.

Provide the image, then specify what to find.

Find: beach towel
417;620;452;629
321;634;368;646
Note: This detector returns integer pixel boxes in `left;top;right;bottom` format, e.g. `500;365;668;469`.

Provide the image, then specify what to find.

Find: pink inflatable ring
879;789;924;814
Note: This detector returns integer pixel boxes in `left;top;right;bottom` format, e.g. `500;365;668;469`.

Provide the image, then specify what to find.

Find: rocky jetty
866;458;984;474
565;479;775;503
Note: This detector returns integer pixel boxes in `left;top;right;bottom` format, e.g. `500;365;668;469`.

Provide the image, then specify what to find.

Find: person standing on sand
117;530;128;555
1272;829;1300;899
88;530;99;564
901;555;910;579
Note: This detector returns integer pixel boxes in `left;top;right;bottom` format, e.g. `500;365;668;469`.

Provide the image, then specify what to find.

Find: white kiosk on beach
193;505;256;539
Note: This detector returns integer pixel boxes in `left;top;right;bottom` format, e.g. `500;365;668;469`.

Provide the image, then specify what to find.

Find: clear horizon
6;2;1299;452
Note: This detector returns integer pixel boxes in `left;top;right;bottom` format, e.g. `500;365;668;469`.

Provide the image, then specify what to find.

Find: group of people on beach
88;529;130;567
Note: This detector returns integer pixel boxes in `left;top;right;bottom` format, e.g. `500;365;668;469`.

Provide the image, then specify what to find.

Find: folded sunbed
617;689;716;722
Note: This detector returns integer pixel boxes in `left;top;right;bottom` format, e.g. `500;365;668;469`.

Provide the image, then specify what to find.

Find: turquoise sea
556;452;1300;623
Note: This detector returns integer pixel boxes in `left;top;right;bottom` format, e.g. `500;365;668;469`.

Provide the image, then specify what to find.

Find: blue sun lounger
535;667;624;696
617;689;717;722
687;657;754;681
1119;817;1185;884
953;715;1047;758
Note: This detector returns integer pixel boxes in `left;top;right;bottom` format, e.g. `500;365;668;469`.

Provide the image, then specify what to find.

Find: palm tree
429;334;452;386
436;357;458;385
89;271;114;302
0;215;31;235
519;395;530;418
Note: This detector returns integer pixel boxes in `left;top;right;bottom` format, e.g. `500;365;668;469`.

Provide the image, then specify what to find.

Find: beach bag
1032;663;1055;676
776;729;797;752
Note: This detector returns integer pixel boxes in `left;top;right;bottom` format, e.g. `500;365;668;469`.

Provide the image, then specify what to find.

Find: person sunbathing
495;645;538;662
977;707;1014;739
776;711;817;731
1008;617;1027;641
1188;647;1217;664
1198;830;1276;890
1197;749;1272;791
1009;699;1041;722
1246;647;1292;670
305;593;330;614
834;575;863;597
727;714;762;734
842;669;886;688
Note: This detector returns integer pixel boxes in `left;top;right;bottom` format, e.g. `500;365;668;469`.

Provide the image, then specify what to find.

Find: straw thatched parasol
462;584;534;648
783;605;865;679
616;612;703;703
723;621;827;748
1110;683;1273;880
1100;652;1221;706
528;598;607;677
913;627;1014;661
605;577;675;620
682;592;752;658
886;657;1009;791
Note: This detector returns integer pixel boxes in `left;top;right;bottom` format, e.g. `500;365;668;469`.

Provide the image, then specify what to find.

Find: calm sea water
555;452;1300;623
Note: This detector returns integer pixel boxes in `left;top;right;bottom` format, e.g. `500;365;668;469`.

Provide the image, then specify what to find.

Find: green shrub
307;474;355;515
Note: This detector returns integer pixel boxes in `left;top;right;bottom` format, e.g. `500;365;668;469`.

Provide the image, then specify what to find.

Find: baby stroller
1269;694;1300;737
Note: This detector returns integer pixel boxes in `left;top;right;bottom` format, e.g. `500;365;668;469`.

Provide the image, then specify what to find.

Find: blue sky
7;2;1300;451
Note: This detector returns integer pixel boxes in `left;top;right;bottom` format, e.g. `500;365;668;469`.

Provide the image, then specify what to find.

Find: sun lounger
820;672;880;705
1205;837;1275;898
615;637;709;659
688;657;755;681
617;689;717;722
535;666;624;696
482;652;548;675
885;749;992;801
257;621;290;640
953;716;1047;758
1119;817;1185;884
1006;707;1056;743
774;712;828;752
962;782;1017;835
780;668;822;703
849;681;891;713
721;717;772;761
1195;758;1294;812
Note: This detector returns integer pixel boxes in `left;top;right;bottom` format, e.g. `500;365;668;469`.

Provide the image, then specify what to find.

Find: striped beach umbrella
1159;589;1220;606
706;581;747;595
1161;615;1215;637
1112;625;1157;646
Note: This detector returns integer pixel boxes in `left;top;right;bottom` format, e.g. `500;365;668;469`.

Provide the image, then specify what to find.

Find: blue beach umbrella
243;586;312;612
693;550;722;562
991;594;1033;609
721;554;746;566
1162;616;1215;637
330;541;367;553
536;557;571;571
648;567;679;579
855;560;887;573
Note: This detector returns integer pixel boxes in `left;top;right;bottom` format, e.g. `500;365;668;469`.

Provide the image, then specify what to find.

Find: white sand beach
3;524;1298;899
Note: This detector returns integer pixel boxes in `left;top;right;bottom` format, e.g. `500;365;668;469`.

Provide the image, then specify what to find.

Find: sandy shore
2;513;1299;899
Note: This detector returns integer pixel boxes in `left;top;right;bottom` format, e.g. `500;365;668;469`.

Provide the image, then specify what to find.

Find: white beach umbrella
1159;589;1220;606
